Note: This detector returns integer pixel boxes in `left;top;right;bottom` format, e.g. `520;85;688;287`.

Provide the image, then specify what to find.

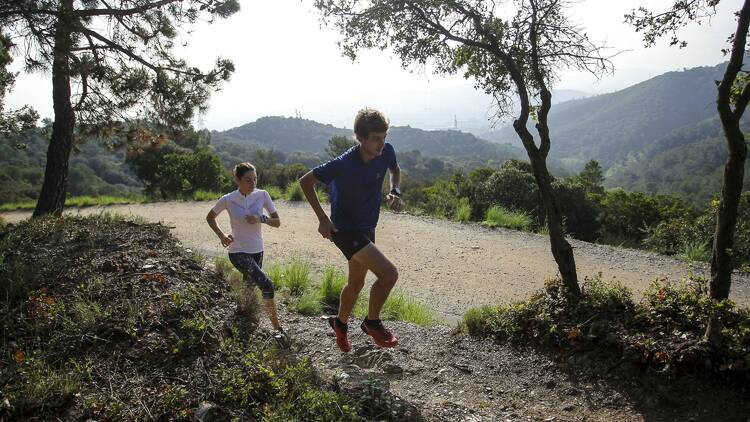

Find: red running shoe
326;316;351;353
361;319;398;348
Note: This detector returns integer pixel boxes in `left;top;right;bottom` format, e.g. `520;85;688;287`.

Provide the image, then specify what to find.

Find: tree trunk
513;123;581;296
704;0;750;347
33;0;75;218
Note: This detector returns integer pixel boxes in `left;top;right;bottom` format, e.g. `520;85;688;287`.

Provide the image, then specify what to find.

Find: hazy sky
5;0;740;131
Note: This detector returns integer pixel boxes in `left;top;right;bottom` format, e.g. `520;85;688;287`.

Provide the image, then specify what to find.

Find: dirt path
4;200;749;323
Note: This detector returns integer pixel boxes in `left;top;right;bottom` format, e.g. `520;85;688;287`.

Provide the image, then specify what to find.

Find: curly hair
353;107;389;141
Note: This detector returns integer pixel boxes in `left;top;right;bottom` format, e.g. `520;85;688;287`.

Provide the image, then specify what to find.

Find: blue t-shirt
313;143;398;231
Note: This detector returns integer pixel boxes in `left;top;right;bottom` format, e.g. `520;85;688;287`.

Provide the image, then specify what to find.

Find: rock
545;380;556;389
383;363;403;375
563;404;575;411
193;401;230;422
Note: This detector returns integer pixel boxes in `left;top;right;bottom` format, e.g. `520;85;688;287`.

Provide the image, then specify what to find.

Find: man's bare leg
338;258;368;323
351;244;398;320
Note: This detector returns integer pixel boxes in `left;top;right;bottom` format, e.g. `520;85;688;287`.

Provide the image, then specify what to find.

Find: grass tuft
285;182;305;201
381;290;439;326
679;240;711;262
482;205;532;231
320;266;347;308
454;197;471;223
192;190;222;202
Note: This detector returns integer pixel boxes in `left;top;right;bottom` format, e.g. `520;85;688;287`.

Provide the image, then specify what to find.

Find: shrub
598;189;661;244
482;206;532;231
474;166;540;222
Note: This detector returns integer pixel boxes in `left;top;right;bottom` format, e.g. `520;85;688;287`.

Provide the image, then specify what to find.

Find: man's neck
358;146;374;163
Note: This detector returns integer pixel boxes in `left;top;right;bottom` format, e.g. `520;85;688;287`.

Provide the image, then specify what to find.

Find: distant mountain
211;116;524;162
604;116;750;206
486;63;724;170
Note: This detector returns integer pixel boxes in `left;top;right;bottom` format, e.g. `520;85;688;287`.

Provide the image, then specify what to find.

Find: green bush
482;206;532;231
474;165;540;222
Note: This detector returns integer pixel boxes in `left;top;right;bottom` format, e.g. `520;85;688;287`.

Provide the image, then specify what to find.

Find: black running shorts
331;229;375;261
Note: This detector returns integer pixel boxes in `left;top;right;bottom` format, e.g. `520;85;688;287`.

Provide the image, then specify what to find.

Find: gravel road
4;200;749;322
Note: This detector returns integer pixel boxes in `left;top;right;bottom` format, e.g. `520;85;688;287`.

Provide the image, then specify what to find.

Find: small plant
192;190;222;201
380;290;438;326
678;240;710;262
264;185;283;200
482;205;532;231
285;181;305;201
320;266;347;308
462;305;501;336
213;256;235;278
454;197;471;223
279;257;312;296
294;290;323;315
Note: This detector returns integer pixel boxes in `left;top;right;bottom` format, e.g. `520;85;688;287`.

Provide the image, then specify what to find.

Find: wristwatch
390;188;401;197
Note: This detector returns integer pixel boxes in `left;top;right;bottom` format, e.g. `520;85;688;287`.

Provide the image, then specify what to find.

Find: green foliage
264;185;283;200
475;165;540;222
640;277;712;330
598;189;661;243
158;148;228;198
5;359;80;417
0;195;145;211
293;290;323;316
553;180;600;241
464;275;634;344
326;135;357;159
678;240;711;262
272;258;312;296
320;266;347;309
454;197;472;223
420;178;462;218
465;272;750;374
192;190;222;201
285;180;305;201
380;291;439;327
482;206;533;231
1;214;401;421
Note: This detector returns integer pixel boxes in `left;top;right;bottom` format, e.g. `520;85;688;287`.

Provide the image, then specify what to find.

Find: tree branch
76;0;181;18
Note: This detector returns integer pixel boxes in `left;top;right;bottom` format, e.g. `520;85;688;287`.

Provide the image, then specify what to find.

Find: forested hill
211;116;524;160
604;115;750;206
487;62;725;169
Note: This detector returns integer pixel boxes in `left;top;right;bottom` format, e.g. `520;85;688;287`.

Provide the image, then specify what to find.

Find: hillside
604;116;750;205
0;130;141;204
487;63;724;170
211;116;524;162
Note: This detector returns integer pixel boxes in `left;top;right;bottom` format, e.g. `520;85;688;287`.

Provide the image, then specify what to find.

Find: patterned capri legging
228;252;275;299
